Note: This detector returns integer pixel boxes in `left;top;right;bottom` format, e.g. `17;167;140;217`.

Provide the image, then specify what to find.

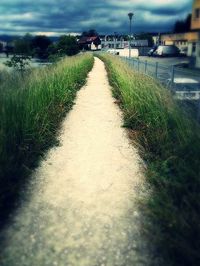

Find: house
190;0;200;68
160;32;199;56
160;0;200;68
191;0;200;29
101;35;149;50
101;35;125;49
78;36;101;51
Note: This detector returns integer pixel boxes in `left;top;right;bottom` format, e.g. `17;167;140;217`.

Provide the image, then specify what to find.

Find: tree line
5;34;79;59
2;34;80;73
173;14;192;33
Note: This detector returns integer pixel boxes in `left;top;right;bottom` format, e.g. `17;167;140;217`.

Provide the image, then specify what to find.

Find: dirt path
0;57;150;266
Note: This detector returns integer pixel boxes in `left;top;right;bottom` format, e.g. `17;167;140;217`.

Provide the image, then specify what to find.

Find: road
140;56;190;67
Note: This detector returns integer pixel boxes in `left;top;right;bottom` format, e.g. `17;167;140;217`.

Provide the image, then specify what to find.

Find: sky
0;0;194;36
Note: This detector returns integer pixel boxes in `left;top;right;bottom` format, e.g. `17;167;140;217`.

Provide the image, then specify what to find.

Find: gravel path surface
0;57;150;266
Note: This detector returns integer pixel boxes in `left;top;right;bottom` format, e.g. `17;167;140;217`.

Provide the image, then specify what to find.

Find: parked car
153;45;180;57
147;46;158;56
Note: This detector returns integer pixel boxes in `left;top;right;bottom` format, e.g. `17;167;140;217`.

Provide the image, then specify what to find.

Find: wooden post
197;97;200;122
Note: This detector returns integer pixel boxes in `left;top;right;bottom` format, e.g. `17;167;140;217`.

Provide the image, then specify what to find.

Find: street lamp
114;32;117;54
128;12;134;58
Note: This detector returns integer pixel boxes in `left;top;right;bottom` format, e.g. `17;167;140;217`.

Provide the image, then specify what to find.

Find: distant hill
0;35;17;42
0;35;60;43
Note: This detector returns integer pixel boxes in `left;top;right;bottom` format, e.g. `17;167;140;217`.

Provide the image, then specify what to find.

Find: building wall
91;42;101;50
160;32;199;55
191;0;200;30
159;0;200;68
152;35;160;45
101;39;148;50
191;0;200;68
188;42;193;56
101;40;125;49
196;41;200;67
161;32;199;44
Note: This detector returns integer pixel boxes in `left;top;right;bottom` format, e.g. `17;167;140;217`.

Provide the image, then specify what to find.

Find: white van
154;45;180;57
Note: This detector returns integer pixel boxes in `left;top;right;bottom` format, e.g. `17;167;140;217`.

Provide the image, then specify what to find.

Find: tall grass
0;54;94;215
97;54;200;266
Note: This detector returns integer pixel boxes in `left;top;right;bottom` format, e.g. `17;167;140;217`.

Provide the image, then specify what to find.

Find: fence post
171;65;175;91
145;60;147;74
197;98;200;122
155;62;158;78
138;60;140;72
133;59;135;68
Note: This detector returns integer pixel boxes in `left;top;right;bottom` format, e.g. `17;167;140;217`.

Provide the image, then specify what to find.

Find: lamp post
128;12;134;58
114;32;117;54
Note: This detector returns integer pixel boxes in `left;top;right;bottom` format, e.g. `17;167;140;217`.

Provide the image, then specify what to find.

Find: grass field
97;54;200;266
0;53;94;220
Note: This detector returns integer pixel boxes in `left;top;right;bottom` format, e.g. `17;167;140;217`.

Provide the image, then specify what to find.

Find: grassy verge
97;54;200;266
0;54;94;220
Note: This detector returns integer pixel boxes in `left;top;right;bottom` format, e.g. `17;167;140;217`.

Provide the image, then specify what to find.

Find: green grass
0;53;94;213
97;54;200;266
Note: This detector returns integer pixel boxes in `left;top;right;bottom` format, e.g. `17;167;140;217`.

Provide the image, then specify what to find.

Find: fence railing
121;56;200;121
121;56;200;97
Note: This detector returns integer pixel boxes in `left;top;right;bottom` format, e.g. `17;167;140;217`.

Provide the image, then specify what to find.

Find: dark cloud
0;0;194;35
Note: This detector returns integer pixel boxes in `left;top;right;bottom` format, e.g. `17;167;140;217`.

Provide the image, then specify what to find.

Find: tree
135;33;154;47
123;35;129;41
173;14;191;33
47;43;61;62
81;29;99;37
31;35;52;59
5;44;14;57
14;39;31;56
5;34;33;75
47;43;58;55
4;54;31;76
56;35;79;56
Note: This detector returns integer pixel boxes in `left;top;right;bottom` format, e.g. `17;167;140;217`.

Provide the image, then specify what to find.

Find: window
195;8;200;19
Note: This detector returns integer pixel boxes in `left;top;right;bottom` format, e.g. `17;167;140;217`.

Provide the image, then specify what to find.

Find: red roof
78;36;99;44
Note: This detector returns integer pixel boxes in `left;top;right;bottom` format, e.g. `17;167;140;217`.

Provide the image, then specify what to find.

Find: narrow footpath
0;58;150;266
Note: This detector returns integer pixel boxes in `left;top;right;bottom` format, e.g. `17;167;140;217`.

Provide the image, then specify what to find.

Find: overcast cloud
0;0;193;36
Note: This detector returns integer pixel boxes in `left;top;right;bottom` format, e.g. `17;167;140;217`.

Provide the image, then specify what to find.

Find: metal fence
122;56;200;100
121;56;200;120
